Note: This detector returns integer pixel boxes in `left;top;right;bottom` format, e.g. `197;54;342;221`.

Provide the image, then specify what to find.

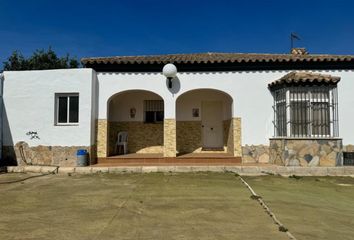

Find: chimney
291;48;308;55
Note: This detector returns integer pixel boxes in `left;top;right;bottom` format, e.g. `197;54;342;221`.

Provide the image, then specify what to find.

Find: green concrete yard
244;175;354;240
0;172;353;240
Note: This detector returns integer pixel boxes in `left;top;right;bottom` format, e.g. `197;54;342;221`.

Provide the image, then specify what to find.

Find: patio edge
5;166;354;176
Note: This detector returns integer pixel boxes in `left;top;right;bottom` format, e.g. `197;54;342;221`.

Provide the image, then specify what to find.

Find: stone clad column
96;119;108;158
227;117;242;157
164;119;176;157
233;117;242;157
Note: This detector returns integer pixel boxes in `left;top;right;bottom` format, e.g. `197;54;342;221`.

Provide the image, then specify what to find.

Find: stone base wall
2;142;92;167
242;145;270;163
108;121;163;156
344;145;354;152
270;138;343;167
176;120;235;154
97;117;242;158
176;121;202;154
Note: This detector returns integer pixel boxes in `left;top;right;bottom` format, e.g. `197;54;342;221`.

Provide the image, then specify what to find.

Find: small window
343;152;354;166
144;100;164;123
56;94;79;125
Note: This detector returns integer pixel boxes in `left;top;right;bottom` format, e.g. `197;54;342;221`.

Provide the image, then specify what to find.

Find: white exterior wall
3;69;95;147
2;68;354;148
108;89;232;122
97;70;354;145
97;71;275;145
176;89;232;121
91;71;98;145
336;70;354;146
108;91;162;122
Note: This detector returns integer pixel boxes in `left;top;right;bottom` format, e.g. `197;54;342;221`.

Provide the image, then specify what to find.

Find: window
312;102;330;136
343;152;354;166
144;100;164;123
290;90;310;136
275;90;287;137
272;86;338;138
56;94;79;124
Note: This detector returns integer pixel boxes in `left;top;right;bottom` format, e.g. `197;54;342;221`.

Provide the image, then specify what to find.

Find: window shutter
144;100;164;111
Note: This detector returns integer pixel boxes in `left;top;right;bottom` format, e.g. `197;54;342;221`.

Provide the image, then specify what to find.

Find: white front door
202;101;223;149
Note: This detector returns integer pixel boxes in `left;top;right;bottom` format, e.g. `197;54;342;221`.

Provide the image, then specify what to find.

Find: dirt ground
0;172;353;240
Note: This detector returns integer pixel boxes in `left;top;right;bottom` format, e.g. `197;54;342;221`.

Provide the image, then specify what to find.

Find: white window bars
272;86;339;138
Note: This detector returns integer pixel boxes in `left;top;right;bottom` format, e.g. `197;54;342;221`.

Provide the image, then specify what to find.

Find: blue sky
1;0;354;67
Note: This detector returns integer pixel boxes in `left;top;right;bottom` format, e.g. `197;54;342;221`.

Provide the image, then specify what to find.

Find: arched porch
106;90;164;157
95;87;241;163
176;89;241;157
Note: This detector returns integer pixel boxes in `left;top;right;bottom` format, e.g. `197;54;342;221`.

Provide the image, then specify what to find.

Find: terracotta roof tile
81;52;354;65
268;71;341;89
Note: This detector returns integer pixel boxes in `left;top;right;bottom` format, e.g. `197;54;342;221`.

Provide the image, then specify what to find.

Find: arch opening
176;88;234;155
106;90;164;156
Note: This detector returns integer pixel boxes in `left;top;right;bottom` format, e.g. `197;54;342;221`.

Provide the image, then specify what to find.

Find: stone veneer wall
108;121;163;156
176;121;202;154
97;117;243;158
96;119;108;158
269;138;343;167
176;120;235;154
164;119;176;157
242;145;270;163
2;142;92;167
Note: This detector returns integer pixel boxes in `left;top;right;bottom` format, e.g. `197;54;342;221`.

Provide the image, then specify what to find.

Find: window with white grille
144;100;164;123
272;86;338;138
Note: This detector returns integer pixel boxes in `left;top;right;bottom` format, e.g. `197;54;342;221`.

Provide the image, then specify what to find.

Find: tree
2;51;27;71
2;47;80;71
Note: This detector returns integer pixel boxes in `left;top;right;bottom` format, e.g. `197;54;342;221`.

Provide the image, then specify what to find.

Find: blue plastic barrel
76;149;88;167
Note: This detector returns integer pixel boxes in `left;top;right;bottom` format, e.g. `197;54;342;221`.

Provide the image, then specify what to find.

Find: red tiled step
96;157;242;165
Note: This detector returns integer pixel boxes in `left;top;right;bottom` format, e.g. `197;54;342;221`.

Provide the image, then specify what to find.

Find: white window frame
55;93;79;126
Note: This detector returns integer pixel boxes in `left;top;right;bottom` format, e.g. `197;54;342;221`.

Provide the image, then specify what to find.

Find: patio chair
116;131;128;155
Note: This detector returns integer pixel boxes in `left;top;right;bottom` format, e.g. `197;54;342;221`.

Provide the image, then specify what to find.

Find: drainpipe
0;72;3;161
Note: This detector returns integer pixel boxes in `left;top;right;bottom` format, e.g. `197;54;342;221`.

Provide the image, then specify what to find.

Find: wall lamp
162;63;177;88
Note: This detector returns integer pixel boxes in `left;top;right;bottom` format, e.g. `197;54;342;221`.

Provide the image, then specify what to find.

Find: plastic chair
116;131;128;155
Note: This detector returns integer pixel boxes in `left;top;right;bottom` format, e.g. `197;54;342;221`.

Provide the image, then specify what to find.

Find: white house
1;48;354;167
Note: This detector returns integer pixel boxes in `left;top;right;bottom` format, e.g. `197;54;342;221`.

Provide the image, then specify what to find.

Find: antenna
290;32;301;50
